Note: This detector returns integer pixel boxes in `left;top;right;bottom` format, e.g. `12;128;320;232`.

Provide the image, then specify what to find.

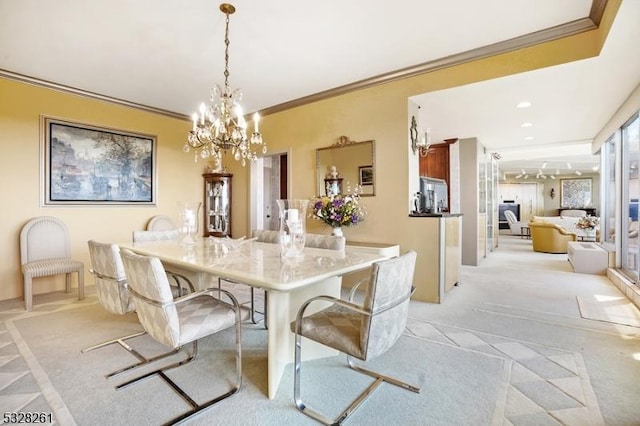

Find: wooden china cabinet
203;173;232;237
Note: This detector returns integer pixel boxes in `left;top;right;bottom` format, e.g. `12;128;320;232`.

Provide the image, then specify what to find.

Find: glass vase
178;201;201;246
276;199;309;258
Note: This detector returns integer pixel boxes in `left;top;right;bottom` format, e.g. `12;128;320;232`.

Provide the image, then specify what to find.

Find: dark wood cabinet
203;173;232;237
419;138;457;208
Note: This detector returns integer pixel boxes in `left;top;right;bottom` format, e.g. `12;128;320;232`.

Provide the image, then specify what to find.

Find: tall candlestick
253;112;260;133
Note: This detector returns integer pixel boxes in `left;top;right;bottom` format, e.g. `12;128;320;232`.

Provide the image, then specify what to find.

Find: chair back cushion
20;216;71;264
304;234;346;251
87;240;134;315
146;215;177;231
361;251;417;359
503;210;517;224
120;249;180;347
561;209;587;217
132;229;179;242
251;229;281;244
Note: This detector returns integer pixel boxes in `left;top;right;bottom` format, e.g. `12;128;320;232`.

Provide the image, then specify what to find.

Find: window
621;113;640;281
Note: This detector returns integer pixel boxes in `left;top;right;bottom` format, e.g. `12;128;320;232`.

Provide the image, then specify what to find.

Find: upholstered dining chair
131;229;193;296
20;216;85;311
83;240;180;378
291;251;420;425
132;229;180;242
118;249;243;425
146;214;177;231
240;230;346;326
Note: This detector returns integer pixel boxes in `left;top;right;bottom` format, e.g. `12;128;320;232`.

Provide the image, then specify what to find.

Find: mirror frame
316;137;376;197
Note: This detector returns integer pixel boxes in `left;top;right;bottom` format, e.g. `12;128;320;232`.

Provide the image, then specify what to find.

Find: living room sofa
529;221;577;253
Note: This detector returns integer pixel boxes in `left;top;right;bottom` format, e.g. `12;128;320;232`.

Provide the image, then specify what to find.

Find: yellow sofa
529;221;577;253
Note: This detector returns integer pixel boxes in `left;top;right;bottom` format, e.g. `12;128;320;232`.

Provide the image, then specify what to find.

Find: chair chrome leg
293;333;420;425
117;310;243;426
81;330;181;379
346;356;421;394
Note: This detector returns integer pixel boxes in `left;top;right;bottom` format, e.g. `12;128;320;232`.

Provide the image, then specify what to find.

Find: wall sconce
410;115;430;157
550;188;555;199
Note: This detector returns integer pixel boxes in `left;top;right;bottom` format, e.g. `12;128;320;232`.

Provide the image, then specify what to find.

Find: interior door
250;151;289;232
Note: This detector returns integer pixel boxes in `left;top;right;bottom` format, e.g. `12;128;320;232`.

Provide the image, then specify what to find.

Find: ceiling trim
0;0;607;122
0;68;186;121
262;1;606;117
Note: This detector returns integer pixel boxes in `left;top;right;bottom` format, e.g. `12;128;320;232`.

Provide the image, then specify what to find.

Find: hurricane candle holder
276;199;309;258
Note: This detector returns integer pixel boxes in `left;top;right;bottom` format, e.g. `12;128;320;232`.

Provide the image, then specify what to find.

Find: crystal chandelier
184;3;266;166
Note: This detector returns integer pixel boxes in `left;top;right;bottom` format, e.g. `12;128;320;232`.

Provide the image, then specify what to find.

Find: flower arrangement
309;187;367;229
576;216;599;230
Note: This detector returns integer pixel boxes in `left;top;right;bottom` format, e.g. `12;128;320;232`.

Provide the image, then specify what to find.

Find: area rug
576;295;640;328
0;294;603;425
1;296;501;425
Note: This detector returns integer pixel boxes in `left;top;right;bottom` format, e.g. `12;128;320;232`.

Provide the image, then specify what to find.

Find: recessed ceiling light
521;122;533;128
516;101;532;108
524;136;534;141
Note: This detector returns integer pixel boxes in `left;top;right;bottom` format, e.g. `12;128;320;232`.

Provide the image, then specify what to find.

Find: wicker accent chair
291;251;420;425
529;221;577;253
82;240;180;378
118;249;243;425
19;216;85;311
146;215;177;231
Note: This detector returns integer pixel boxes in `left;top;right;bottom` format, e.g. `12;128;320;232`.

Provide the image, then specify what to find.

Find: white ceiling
1;0;638;177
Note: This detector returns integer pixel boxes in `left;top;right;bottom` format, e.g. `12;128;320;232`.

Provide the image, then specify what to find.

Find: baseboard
607;268;640;309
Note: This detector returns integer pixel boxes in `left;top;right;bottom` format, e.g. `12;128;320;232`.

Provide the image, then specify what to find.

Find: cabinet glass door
203;173;232;237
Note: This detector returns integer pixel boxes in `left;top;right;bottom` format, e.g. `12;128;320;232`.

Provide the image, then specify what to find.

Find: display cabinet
203;173;232;237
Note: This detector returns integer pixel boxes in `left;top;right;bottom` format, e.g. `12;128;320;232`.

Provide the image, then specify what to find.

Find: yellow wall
0;78;207;300
0;1;619;303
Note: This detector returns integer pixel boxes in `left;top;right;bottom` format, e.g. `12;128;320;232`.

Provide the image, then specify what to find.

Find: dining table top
119;237;387;292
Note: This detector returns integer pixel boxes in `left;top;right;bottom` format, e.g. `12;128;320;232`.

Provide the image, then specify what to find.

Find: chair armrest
293;295;369;334
165;271;196;294
348;277;370;303
173;287;239;309
293;286;416;334
125;284;240;312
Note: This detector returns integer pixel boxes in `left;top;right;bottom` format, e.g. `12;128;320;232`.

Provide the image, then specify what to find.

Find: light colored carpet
2;297;507;425
577;295;640;328
1;235;639;425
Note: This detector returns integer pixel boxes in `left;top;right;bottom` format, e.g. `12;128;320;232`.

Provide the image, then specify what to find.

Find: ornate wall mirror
316;137;375;197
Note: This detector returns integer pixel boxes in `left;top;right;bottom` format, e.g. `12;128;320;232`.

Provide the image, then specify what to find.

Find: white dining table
119;237;388;399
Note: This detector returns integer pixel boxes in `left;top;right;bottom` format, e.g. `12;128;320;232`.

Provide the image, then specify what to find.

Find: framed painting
560;178;592;208
358;165;374;186
41;116;156;205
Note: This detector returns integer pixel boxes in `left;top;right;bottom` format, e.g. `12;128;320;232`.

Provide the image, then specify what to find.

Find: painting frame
358;165;374;186
41;116;157;206
560;178;592;208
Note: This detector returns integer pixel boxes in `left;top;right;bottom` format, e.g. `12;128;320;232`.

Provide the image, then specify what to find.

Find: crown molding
0;0;608;121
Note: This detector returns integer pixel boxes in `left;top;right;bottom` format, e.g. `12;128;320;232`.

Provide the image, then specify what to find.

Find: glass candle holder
178;201;201;246
276;199;309;258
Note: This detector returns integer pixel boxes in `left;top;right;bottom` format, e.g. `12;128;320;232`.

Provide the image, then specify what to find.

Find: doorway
249;151;289;231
